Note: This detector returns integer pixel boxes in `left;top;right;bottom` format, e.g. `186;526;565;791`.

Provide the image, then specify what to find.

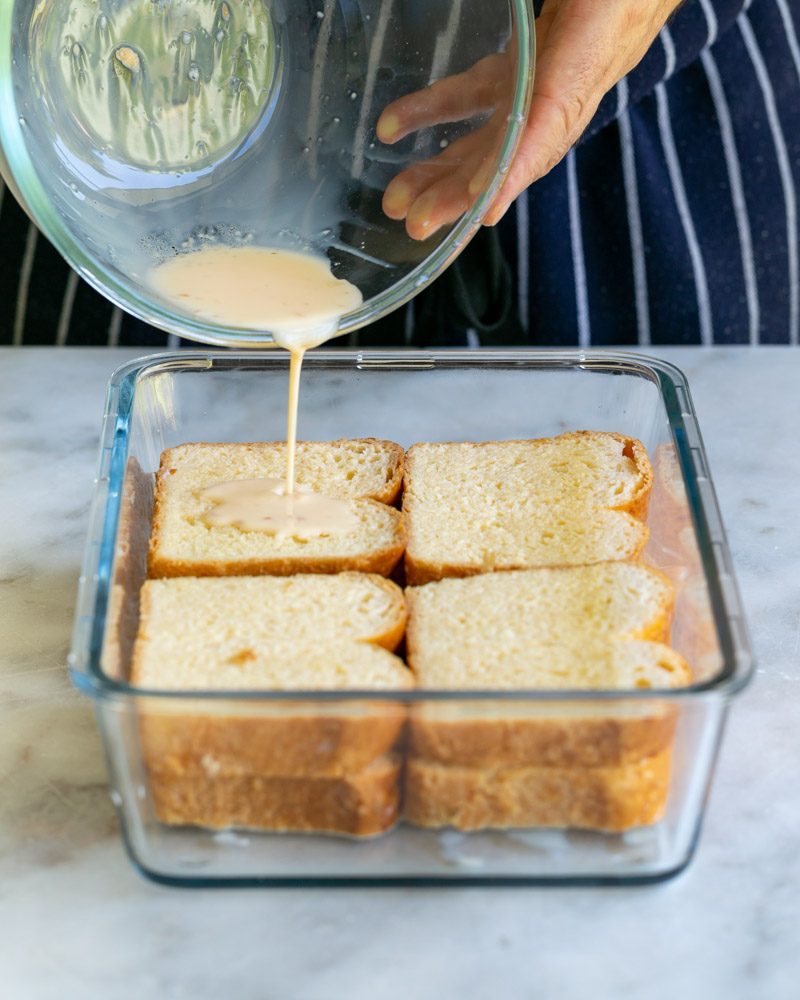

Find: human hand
377;0;683;239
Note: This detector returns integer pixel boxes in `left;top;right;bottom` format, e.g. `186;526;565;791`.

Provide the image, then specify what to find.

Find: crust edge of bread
150;754;402;836
403;750;672;833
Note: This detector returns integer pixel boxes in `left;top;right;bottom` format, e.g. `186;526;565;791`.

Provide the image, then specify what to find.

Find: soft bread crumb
132;573;411;690
160;439;403;502
403;432;652;583
406;563;690;691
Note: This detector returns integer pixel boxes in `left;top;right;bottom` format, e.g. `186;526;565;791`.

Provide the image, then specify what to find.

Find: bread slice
133;573;409;670
406;563;689;687
404;751;671;832
151;754;401;836
148;440;406;578
157;439;404;504
407;701;679;770
406;564;690;769
403;432;652;584
132;575;413;778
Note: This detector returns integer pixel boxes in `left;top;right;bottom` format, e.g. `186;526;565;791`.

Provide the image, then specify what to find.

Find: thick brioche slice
406;563;689;687
404;751;671;832
132;575;413;778
406;564;690;769
403;432;652;584
151;754;401;836
148;440;405;578
133;573;409;667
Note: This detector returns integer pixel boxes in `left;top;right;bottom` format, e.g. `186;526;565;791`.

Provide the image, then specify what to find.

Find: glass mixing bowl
0;0;534;346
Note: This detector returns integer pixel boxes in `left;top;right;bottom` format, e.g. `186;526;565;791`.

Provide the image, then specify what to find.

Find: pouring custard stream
149;246;363;536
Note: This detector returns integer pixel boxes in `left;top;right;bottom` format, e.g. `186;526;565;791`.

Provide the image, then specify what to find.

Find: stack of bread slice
132;573;412;835
404;565;690;831
400;434;691;832
132;440;412;835
128;430;692;836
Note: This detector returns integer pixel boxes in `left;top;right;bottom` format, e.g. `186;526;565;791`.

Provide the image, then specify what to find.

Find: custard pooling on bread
148;439;406;578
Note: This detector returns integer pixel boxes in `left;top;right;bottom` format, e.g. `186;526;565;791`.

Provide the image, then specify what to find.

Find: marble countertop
1;346;798;1000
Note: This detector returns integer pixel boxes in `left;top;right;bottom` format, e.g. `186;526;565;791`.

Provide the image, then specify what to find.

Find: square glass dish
69;351;753;886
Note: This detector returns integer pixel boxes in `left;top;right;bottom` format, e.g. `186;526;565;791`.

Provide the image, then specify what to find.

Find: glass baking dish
69;350;753;886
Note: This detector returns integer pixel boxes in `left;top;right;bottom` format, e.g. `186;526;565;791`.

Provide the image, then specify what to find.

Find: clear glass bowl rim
68;349;756;704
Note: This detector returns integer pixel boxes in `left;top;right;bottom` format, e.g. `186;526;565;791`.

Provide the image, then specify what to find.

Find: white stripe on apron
13;223;38;346
56;271;80;346
655;78;713;345
700;50;760;344
566;150;590;348
617;79;651;345
739;12;798;344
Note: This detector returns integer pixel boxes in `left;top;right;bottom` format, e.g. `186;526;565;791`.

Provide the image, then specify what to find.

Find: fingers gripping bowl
70;352;753;885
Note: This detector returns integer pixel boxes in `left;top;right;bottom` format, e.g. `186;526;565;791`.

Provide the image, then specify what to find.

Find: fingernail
406;191;442;239
383;182;411;218
407;190;435;224
468;160;494;198
377;112;401;143
411;228;442;242
409;216;443;242
484;200;510;227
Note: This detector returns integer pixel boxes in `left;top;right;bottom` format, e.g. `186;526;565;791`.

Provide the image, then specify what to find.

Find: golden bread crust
139;704;408;779
403;751;672;832
150;755;401;836
644;444;722;683
101;458;154;680
408;708;677;769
